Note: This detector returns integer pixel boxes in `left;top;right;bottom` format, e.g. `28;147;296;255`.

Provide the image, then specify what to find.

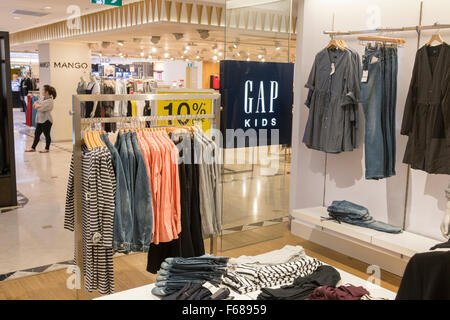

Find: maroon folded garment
307;285;370;300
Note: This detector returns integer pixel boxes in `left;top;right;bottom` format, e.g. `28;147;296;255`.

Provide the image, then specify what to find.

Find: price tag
156;93;213;132
203;282;220;295
361;70;369;83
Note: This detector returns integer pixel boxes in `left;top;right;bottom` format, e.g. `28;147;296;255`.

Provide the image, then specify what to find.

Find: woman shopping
26;85;57;153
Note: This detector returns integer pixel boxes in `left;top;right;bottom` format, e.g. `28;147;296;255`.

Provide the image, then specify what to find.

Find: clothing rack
71;93;221;298
322;2;450;238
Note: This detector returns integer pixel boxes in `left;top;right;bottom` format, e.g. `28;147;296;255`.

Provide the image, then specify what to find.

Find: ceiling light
140;51;145;57
152;47;157;53
170;57;174;61
173;33;184;40
196;55;200;59
233;38;240;49
181;55;184;59
43;6;52;10
13;16;20;20
183;50;188;54
262;58;265;62
213;55;218;61
236;52;241;57
148;55;152;59
275;41;281;50
117;40;124;46
197;29;210;40
185;45;190;50
258;54;263;59
247;57;250;61
218;52;223;57
164;52;169;58
99;52;102;57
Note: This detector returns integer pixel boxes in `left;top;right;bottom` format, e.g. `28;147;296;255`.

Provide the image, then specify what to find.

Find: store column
39;42;91;142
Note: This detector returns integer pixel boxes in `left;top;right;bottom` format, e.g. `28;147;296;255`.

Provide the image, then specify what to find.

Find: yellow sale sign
156;93;213;132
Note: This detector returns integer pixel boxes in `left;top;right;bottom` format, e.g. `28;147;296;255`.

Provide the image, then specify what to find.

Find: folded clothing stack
162;282;231;300
307;284;370;300
151;255;229;297
223;256;323;294
327;200;402;234
257;265;341;300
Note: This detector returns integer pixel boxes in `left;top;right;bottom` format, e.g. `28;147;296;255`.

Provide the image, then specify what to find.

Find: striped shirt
222;257;323;294
65;147;116;295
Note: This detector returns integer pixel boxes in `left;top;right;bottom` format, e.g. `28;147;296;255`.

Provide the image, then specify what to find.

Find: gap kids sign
220;60;294;147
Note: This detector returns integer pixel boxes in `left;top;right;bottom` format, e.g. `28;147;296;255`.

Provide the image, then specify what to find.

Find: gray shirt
302;47;362;153
35;97;54;124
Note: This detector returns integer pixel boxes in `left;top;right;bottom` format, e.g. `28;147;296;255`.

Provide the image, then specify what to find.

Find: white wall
39;42;91;142
290;0;450;241
162;61;203;88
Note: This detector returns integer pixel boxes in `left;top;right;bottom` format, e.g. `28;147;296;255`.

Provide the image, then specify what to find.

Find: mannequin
85;75;100;118
441;183;450;239
430;182;450;250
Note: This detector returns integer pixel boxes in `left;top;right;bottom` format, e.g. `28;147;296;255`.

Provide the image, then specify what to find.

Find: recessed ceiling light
170;57;174;61
196;55;200;59
152;47;157;53
181;55;184;59
262;58;265;62
218;52;223;57
247;57;250;61
258;54;263;59
185;45;190;50
43;6;52;10
148;55;152;59
140;51;145;57
99;53;102;57
213;55;218;61
164;52;169;58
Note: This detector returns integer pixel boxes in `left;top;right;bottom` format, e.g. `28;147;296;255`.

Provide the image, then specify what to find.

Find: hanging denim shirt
125;133;136;216
130;132;153;252
101;134;133;253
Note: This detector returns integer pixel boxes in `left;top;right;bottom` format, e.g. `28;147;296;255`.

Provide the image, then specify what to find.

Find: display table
95;264;396;300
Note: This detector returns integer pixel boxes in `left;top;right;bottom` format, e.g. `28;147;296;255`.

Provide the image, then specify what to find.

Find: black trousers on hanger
32;120;52;150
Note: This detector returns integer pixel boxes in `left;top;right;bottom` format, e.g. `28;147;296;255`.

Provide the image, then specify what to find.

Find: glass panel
221;0;294;251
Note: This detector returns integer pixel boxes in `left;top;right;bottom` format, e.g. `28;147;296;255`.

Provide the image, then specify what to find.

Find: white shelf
291;207;441;258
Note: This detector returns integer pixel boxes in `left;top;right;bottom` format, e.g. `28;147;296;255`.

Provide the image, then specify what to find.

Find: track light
151;36;160;45
275;41;281;50
197;29;210;40
233;38;240;49
173;33;184;40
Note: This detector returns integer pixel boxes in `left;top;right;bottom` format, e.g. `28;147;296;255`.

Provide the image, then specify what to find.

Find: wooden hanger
327;38;346;50
83;131;93;149
426;32;444;46
358;35;406;44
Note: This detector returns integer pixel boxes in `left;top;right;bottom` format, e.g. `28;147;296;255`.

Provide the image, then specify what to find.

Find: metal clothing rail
322;2;450;237
323;23;450;37
71;93;221;298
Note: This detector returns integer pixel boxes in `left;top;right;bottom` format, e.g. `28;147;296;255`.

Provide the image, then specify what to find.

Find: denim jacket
101;134;133;253
130;132;153;252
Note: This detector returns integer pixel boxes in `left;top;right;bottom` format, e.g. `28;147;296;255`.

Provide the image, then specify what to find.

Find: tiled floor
0;110;292;279
0;110;74;275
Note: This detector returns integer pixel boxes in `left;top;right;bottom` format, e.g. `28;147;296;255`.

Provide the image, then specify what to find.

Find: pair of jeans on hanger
361;46;398;179
326;200;402;233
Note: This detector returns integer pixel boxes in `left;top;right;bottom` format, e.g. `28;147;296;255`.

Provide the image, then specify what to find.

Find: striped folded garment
222;257;323;294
